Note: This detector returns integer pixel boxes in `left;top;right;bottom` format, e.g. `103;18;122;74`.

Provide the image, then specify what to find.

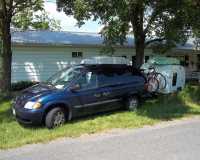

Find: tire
126;96;139;111
45;107;66;129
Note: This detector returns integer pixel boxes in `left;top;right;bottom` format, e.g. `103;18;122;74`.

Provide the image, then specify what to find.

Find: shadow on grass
70;109;125;124
0;93;20;123
0;97;11;104
137;92;200;121
60;89;200;125
0;106;15;123
22;109;125;130
181;85;200;103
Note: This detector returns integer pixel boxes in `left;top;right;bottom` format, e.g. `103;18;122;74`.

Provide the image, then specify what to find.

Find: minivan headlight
24;101;42;110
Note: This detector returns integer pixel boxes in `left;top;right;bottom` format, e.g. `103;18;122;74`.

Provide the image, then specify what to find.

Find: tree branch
12;0;39;16
13;0;26;9
12;0;27;16
145;37;165;46
144;9;159;34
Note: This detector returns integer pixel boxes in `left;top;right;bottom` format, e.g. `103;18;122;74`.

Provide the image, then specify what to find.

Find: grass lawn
0;85;200;149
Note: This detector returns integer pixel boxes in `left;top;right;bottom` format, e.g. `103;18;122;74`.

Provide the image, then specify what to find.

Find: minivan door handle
94;93;101;98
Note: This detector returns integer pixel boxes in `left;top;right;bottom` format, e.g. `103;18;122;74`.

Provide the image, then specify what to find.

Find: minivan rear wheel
126;96;139;111
45;107;66;129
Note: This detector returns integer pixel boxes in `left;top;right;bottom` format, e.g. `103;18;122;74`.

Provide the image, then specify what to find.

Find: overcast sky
44;0;102;32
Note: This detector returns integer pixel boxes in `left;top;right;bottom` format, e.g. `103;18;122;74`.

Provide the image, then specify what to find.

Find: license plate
12;108;16;116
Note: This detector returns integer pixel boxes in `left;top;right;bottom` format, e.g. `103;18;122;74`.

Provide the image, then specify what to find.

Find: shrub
11;81;39;91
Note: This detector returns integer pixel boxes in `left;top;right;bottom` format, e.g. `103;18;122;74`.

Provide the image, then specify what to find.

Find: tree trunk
135;35;145;68
0;21;12;96
130;5;145;68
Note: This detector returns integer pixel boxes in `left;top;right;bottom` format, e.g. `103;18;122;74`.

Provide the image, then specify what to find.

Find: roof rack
80;56;131;65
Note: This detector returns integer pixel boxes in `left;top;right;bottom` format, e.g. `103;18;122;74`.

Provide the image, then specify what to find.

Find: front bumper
12;105;44;125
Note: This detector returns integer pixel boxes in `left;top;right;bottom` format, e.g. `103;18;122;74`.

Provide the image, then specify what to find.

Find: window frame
72;51;83;58
145;56;150;62
172;72;178;86
96;68;138;88
73;70;98;91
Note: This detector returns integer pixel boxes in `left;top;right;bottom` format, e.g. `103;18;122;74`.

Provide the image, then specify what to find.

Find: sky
44;0;102;32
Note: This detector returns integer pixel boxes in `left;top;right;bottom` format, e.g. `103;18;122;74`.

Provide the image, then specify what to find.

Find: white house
166;39;200;80
11;30;200;82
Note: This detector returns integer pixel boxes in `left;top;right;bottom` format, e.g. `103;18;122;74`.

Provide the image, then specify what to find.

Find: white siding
166;51;200;79
12;45;152;82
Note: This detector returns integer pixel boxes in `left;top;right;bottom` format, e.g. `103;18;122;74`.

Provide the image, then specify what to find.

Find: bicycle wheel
156;73;167;90
147;76;159;92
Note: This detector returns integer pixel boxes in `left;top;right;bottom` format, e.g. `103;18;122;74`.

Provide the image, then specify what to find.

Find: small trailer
141;56;185;94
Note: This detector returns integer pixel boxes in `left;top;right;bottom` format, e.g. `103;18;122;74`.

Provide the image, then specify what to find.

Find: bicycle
146;66;167;92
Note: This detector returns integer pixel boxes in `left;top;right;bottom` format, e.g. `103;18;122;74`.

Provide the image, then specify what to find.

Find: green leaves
0;0;61;33
101;18;130;54
56;0;200;48
12;10;61;31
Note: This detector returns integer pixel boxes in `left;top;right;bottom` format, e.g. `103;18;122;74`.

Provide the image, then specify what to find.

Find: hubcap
130;98;138;110
53;111;65;127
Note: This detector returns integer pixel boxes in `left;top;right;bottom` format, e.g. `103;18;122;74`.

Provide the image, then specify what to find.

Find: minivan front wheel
126;96;139;111
45;107;66;129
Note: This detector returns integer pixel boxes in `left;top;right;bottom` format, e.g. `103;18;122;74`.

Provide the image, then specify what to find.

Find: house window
72;52;83;58
132;56;136;66
145;56;150;62
184;55;189;67
197;55;200;70
198;54;200;61
172;72;177;86
172;55;188;67
180;60;185;66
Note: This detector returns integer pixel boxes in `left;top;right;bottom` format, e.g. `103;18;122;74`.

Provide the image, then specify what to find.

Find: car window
46;66;84;89
98;69;139;87
76;71;97;90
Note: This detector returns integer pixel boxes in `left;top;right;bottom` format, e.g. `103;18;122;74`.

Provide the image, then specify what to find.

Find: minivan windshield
46;66;84;89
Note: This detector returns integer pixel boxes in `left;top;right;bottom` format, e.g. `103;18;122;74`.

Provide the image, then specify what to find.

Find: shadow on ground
181;85;200;103
136;85;200;120
71;85;200;123
137;95;190;120
0;105;15;123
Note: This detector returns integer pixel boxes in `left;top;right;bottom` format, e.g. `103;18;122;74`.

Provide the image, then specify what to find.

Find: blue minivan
12;64;146;129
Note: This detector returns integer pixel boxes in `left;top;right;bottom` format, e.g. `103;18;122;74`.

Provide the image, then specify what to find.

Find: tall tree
0;0;60;95
56;0;197;67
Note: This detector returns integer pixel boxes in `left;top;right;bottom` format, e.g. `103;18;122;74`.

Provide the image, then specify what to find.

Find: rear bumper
13;105;44;125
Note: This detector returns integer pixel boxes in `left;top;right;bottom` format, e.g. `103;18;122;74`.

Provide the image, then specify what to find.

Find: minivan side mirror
70;84;81;92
